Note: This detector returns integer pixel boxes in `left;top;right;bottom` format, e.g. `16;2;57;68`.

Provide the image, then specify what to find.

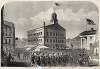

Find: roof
4;21;14;27
80;29;96;36
27;23;65;32
45;24;65;31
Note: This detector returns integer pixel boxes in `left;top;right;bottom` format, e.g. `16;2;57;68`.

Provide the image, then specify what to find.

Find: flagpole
86;18;96;31
86;18;88;31
84;18;87;31
52;2;56;13
52;2;60;13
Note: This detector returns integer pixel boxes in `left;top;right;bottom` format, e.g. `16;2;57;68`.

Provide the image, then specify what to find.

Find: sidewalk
7;56;32;67
89;58;99;66
13;56;31;62
7;61;32;67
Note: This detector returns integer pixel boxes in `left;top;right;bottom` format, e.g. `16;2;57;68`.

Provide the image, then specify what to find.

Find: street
3;49;99;67
7;61;32;67
6;61;98;67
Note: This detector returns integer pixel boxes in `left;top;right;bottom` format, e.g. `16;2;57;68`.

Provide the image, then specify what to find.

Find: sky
4;1;99;39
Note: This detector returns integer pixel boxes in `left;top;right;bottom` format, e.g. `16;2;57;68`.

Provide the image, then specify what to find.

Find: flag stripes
86;18;96;25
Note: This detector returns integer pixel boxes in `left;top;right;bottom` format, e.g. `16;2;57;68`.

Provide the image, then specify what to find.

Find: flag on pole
54;2;60;6
86;18;96;25
53;2;60;12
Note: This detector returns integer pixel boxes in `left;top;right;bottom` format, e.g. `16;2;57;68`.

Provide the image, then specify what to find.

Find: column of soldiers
31;52;90;66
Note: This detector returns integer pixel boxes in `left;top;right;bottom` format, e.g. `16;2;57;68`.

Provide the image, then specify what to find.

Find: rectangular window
5;26;7;36
50;32;52;36
36;33;38;35
53;39;55;43
41;39;42;42
6;32;7;36
90;43;92;46
90;36;92;39
41;32;42;35
56;33;57;36
9;33;11;36
3;39;5;44
58;33;59;36
39;32;40;35
28;40;30;42
56;39;57;43
54;33;55;36
62;40;64;43
38;33;40;35
47;39;48;42
9;28;12;36
58;40;60;43
37;33;39;35
60;40;61;43
9;39;11;44
50;39;52;43
5;39;8;44
46;32;49;36
38;39;40;42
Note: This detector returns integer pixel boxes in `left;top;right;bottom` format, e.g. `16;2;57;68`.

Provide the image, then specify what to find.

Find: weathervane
53;2;60;12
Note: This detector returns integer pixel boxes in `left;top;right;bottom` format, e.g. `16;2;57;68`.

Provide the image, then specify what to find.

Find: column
81;37;83;49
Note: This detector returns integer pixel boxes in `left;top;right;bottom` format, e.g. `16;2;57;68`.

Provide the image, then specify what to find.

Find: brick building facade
2;21;15;54
27;12;66;49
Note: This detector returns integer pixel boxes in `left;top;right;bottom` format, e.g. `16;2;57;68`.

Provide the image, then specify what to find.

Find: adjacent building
80;28;99;56
80;28;96;50
15;37;28;48
66;36;81;49
27;12;66;49
2;21;15;54
66;27;99;55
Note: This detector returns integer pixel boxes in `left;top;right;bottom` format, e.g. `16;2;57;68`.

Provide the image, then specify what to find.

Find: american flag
54;3;60;6
86;18;96;25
